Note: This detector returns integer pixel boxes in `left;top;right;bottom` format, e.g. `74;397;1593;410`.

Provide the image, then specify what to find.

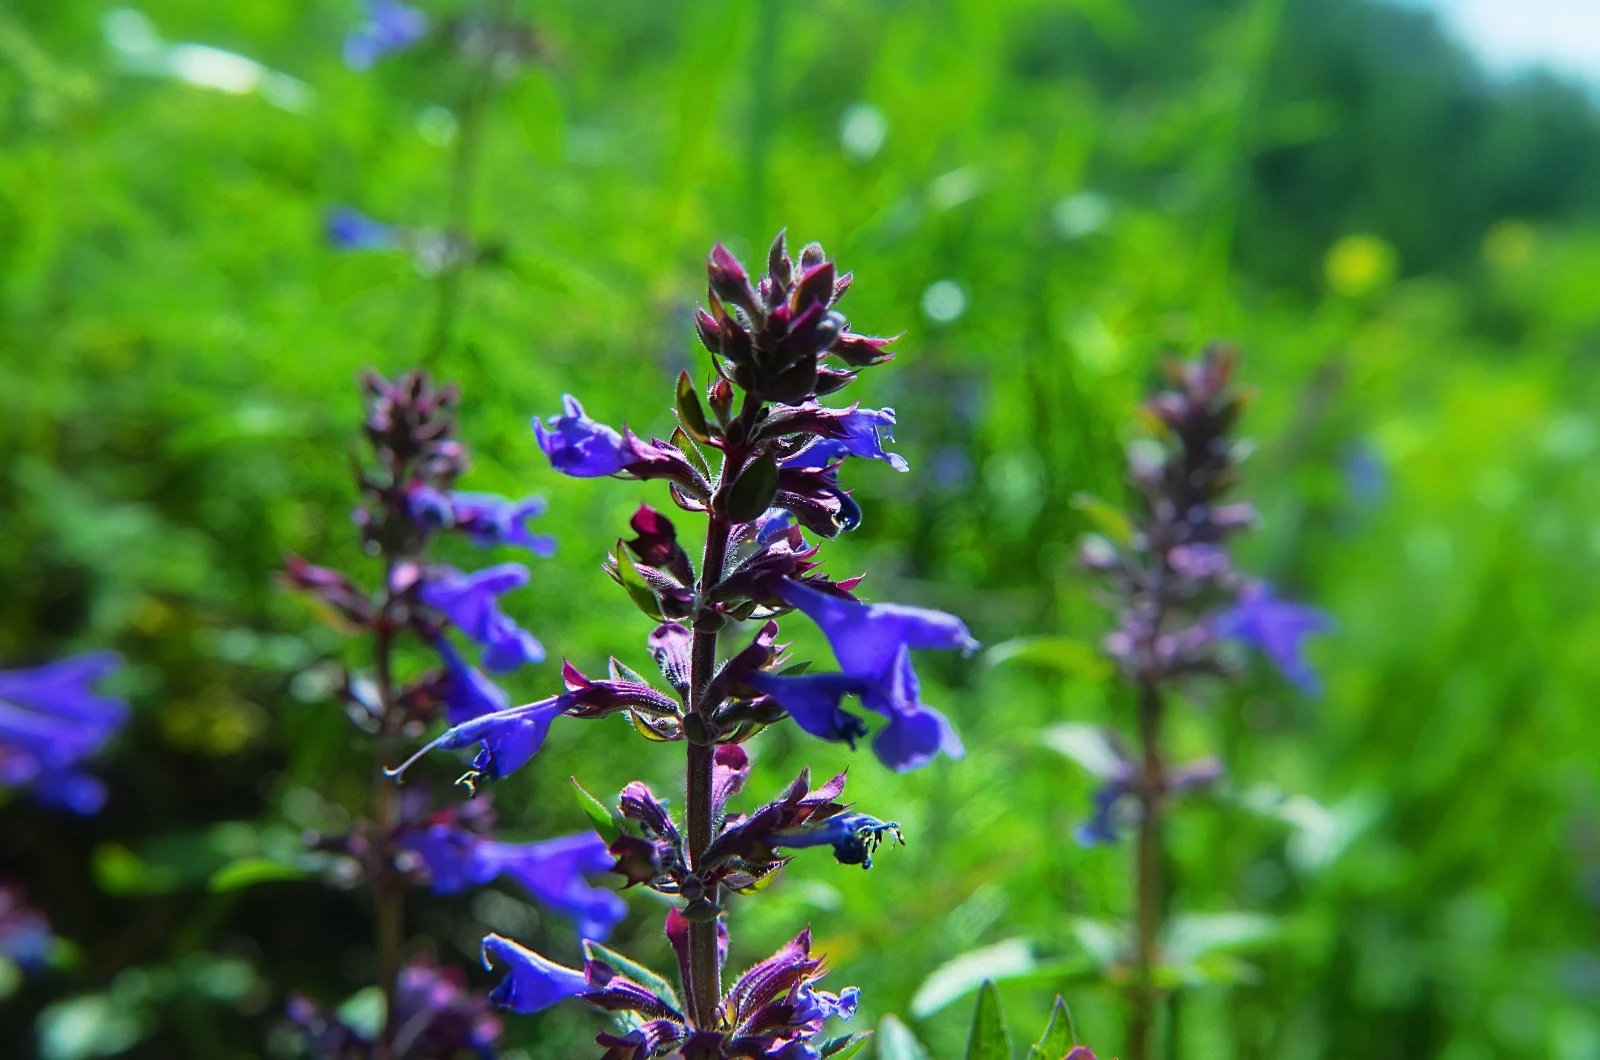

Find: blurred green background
4;0;1600;1057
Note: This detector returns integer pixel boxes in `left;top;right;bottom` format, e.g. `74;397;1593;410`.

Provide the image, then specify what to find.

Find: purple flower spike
1213;583;1335;695
480;934;592;1014
342;0;430;70
325;206;401;250
434;639;510;725
0;653;127;816
385;695;574;785
534;395;636;478
780;578;978;678
421;564;545;672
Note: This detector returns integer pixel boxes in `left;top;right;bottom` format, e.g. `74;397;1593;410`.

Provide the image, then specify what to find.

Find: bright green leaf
965;981;1012;1060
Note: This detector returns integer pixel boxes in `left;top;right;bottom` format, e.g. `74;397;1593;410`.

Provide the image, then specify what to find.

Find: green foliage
3;0;1600;1057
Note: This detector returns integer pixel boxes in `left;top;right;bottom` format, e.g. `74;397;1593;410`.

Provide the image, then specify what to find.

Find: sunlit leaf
911;939;1033;1019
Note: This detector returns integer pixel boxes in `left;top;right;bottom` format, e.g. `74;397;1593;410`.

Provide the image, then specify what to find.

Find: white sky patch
1415;0;1600;84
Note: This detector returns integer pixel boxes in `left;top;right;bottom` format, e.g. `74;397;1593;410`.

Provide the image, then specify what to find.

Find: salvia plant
1072;348;1331;1060
379;231;1057;1060
282;370;625;1059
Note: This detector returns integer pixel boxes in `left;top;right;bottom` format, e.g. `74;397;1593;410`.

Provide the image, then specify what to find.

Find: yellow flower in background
1482;220;1536;270
1325;233;1399;297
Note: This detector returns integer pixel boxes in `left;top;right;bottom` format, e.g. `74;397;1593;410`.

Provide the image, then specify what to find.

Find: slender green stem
1130;677;1165;1060
373;563;403;1060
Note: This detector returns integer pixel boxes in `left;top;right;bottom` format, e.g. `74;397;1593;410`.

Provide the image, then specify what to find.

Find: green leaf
676;370;712;443
911;938;1033;1019
672;426;712;481
1040;723;1125;779
1162;912;1279;963
207;858;305;893
725;452;779;523
571;777;625;840
507;68;563;162
613;539;664;619
1028;996;1077;1060
582;941;681;1010
965;981;1012;1060
820;1031;872;1059
985;637;1111;681
876;1016;929;1060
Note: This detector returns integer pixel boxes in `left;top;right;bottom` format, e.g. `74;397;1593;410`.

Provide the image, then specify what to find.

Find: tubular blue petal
422;565;544;672
484;832;628;941
480;934;590;1014
533;395;635;477
1213;584;1334;695
745;671;870;746
780;579;978;678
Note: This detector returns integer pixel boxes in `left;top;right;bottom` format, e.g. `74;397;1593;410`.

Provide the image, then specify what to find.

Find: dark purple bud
561;660;680;720
708;244;759;314
282;553;374;626
694;308;723;353
791;261;836;313
830;331;896;368
626;505;694;585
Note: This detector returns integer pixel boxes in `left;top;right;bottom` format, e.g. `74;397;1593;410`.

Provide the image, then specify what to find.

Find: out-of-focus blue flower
0;886;52;970
533;396;637;478
386;694;575;785
434;639;510;725
0;652;127;816
1342;442;1388;507
1213;583;1335;695
480;934;591;1014
342;0;430;70
421;564;544;672
1074;774;1133;847
448;492;557;555
324;206;401;250
754;579;974;771
406;827;626;940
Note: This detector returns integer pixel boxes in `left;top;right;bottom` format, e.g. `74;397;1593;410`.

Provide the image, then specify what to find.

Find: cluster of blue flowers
0;652;127;816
